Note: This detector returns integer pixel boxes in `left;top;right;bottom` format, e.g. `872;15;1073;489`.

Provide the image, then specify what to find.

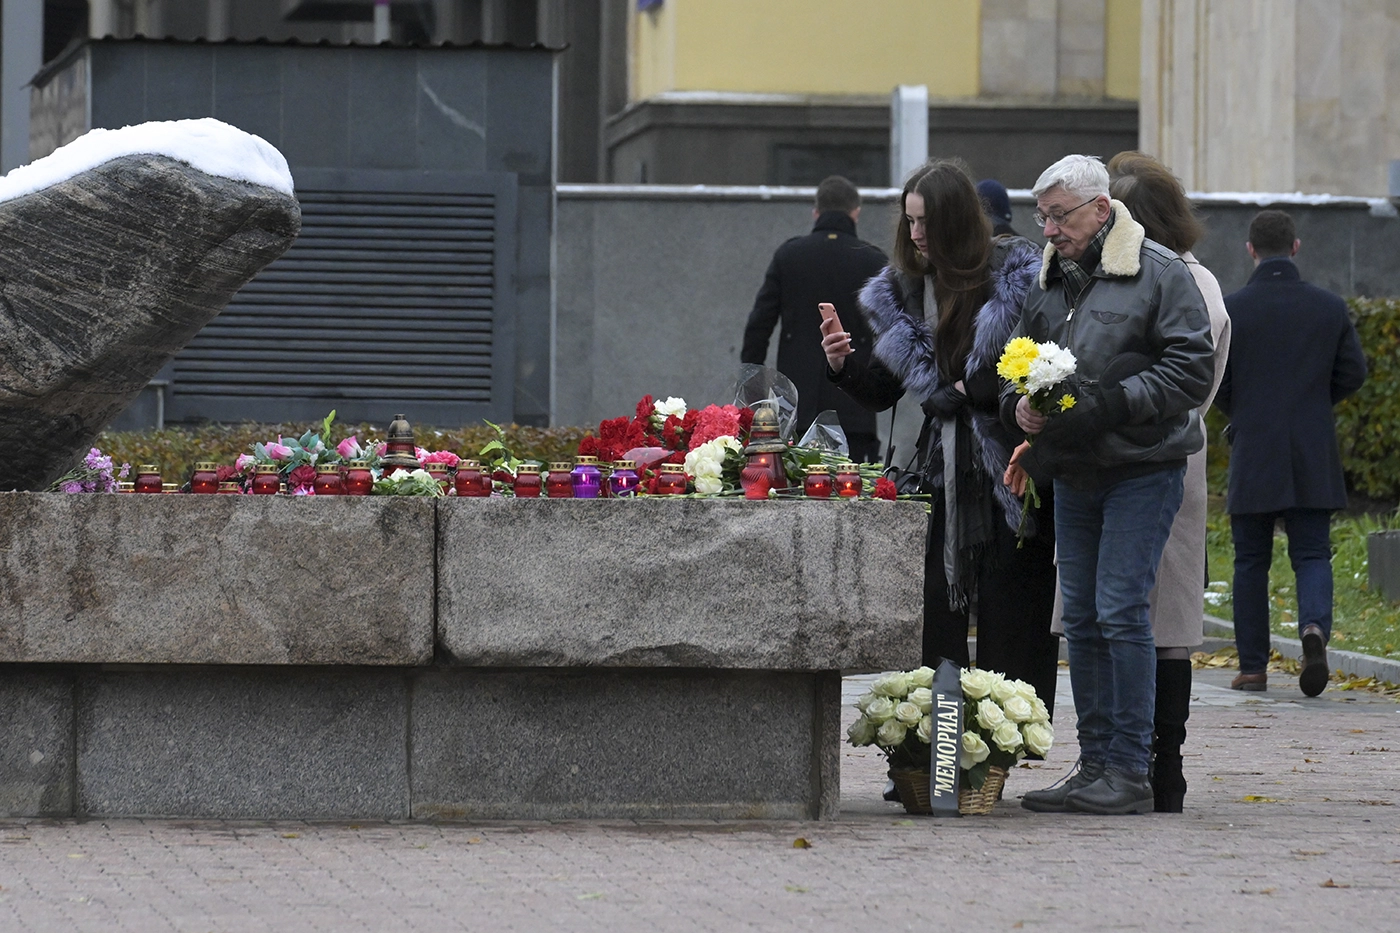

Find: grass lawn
1203;500;1400;660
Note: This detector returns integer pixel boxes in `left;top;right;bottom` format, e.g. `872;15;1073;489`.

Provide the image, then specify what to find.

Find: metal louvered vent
167;169;518;426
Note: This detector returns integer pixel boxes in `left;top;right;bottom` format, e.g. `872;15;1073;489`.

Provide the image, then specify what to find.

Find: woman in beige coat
1107;151;1232;812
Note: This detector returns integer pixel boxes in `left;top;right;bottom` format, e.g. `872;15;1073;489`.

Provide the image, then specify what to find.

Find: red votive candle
804;465;833;499
513;464;542;498
835;467;862;498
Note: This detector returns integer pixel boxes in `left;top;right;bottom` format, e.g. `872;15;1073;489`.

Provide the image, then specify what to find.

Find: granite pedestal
0;493;924;819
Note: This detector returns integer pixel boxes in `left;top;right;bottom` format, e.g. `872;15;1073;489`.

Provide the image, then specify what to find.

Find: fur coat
850;237;1042;531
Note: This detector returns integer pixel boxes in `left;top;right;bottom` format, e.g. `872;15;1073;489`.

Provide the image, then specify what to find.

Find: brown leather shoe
1230;671;1267;691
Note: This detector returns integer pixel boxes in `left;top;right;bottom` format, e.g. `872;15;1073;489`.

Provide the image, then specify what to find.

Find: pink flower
337;436;361;459
235;454;256;472
266;443;293;461
420;450;460;467
292;486;312;496
60;480;84;494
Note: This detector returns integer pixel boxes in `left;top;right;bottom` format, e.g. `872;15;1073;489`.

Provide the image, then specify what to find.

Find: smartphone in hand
818;302;844;334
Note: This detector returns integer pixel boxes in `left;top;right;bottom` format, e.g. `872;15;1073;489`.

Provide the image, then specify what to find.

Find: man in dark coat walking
1215;209;1367;697
742;176;887;461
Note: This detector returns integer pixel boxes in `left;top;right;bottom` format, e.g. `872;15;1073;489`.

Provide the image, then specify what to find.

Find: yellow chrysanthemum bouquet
996;336;1079;540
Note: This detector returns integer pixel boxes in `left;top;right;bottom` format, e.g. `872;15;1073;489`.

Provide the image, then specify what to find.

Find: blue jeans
1231;509;1333;674
1055;467;1185;775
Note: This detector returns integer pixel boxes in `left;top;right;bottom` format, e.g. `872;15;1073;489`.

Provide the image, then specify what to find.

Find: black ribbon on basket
927;658;964;817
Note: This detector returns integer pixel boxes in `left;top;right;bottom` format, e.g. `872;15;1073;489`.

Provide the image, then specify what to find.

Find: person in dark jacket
742;176;888;460
821;160;1059;717
1003;154;1215;816
1216;209;1367;697
977;179;1019;237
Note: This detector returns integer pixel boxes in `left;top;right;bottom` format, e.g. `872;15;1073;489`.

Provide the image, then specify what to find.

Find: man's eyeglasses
1033;197;1099;229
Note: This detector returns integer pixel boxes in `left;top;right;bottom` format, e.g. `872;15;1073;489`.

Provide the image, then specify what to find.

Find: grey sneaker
1065;767;1154;815
1021;758;1104;813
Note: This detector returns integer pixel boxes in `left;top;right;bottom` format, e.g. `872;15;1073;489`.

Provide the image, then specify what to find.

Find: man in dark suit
742;176;887;461
1216;210;1367;697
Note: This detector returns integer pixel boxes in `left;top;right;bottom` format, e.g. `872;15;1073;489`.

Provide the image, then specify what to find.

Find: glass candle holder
835;467;863;498
425;462;451;494
609;460;640;497
656;463;688;495
454;459;487;497
343;460;373;496
313;464;344;495
804;464;833;499
514;464;543;498
251;464;280;495
190;461;219;494
740;450;786;495
570;456;602;499
162;483;180;494
133;465;162;494
217;481;241;494
546;461;575;498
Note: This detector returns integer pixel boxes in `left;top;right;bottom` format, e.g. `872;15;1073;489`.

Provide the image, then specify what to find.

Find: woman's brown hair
1106;150;1205;254
892;159;992;380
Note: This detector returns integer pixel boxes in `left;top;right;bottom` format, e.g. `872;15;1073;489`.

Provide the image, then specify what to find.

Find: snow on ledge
0;118;294;204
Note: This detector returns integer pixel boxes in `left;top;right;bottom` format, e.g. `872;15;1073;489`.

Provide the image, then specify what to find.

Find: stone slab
0;493;434;665
1367;530;1400;604
436;498;925;671
411;668;840;820
0;668;73;817
75;668;409;819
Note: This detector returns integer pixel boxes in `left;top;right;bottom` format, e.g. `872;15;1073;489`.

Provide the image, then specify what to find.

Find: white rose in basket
855;691;878;712
959;731;991;769
989;678;1020;705
1009;679;1038;703
960;668;998;700
1029;696;1051;724
1002;695;1035;724
915;716;933;744
908;687;933;714
991;720;1024;753
975;697;1006;731
876;719;908;747
1022;721;1055;758
847;716;876;746
872;672;911;698
865;696;897;724
908;666;936;689
894;701;923;726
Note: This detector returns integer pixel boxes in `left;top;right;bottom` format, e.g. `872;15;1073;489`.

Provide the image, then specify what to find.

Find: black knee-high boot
1151;658;1191;813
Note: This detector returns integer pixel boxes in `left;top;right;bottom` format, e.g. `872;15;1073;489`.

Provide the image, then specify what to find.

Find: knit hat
976;179;1013;223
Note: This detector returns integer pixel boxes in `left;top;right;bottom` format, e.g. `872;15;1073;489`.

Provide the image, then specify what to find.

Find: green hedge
97;421;590;484
1336;297;1400;501
1209;297;1400;504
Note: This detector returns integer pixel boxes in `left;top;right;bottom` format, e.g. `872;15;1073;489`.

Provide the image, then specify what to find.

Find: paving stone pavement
1;668;1397;933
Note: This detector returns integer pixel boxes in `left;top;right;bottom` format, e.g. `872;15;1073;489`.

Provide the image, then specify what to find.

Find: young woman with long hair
823;159;1060;714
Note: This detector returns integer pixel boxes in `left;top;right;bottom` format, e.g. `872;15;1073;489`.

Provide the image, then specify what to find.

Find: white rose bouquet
847;666;1052;790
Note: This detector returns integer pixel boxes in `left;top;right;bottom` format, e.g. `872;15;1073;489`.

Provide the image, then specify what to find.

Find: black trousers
922;491;1061;714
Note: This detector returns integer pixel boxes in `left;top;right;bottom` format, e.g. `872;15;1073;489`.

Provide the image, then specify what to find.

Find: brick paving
2;668;1397;933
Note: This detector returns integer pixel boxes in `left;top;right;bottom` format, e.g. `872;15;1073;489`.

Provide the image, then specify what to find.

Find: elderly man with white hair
1000;155;1215;815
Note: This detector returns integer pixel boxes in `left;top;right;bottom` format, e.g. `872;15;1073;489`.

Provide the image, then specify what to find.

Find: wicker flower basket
889;766;1009;816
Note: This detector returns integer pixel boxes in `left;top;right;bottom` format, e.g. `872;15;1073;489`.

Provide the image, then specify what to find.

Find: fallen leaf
467;837;482;844
1304;758;1320;763
1350;729;1366;734
1013;923;1025;929
66;853;85;859
1242;795;1281;803
577;892;604;900
893;819;916;826
1320;879;1351;889
280;833;300;839
348;824;361;830
784;885;809;894
1293;850;1327;856
791;838;811;849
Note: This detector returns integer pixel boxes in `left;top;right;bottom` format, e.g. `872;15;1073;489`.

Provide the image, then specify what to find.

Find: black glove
1040;382;1130;447
922;383;968;418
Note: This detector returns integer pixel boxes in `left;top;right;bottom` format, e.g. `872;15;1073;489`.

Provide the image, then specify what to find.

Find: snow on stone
0;118;294;203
